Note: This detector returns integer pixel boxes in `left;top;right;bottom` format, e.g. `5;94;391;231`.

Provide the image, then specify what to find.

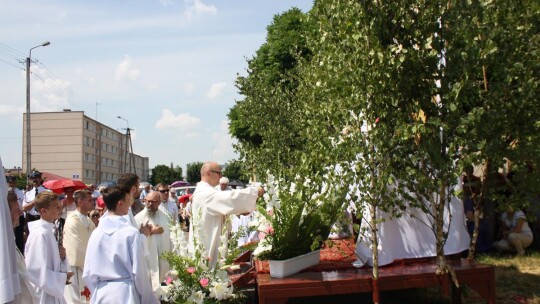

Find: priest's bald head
200;162;222;187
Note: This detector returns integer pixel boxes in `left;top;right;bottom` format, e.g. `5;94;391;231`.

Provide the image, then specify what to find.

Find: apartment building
22;110;149;185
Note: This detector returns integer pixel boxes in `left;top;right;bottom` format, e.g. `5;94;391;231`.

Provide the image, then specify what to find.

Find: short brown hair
102;186;128;211
74;189;92;206
117;173;139;192
34;191;59;212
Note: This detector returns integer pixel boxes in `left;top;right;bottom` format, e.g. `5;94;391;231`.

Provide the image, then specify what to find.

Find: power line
0;42;25;58
1;42;121;129
0;58;24;70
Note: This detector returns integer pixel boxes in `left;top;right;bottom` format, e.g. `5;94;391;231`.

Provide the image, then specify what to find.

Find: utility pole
117;115;136;175
25;41;50;176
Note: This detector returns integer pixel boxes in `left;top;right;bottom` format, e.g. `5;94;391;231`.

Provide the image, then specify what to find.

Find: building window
84;153;95;163
85;169;94;179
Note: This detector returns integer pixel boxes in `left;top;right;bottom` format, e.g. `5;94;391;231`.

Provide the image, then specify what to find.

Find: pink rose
166;277;173;284
199;277;209;288
265;227;274;235
187;267;195;274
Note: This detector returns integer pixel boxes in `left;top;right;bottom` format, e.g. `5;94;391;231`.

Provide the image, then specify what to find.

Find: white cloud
155;109;201;137
114;54;140;82
206;82;226;99
184;0;217;19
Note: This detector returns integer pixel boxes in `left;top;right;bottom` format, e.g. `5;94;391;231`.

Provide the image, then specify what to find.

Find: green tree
222;159;249;183
301;1;539;299
150;164;183;185
229;7;315;178
234;1;538;301
186;162;204;184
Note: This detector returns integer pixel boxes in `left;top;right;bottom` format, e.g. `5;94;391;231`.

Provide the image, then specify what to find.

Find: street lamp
26;41;50;176
117;116;129;128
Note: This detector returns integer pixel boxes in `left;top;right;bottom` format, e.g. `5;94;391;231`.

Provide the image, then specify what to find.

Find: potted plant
251;173;347;278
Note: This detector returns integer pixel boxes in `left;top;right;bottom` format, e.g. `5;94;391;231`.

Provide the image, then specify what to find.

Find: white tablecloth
355;195;470;266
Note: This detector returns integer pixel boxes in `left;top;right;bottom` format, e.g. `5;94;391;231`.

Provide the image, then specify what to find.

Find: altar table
256;259;495;304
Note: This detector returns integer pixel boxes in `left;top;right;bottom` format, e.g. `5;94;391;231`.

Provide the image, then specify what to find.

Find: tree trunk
370;201;380;304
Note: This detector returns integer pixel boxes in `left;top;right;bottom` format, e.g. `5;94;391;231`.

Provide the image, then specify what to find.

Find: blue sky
0;0;313;173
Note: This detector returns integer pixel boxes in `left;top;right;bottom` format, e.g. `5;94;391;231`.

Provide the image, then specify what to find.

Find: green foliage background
229;0;540;268
150;164;183;186
186;162;204;184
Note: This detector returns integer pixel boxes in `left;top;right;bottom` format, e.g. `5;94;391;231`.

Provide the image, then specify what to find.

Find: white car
171;186;196;197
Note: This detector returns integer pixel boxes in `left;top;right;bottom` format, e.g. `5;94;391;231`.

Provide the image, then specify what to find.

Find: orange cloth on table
255;238;357;274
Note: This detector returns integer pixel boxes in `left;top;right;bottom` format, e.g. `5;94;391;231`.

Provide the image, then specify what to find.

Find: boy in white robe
134;191;171;298
25;191;73;304
83;186;157;304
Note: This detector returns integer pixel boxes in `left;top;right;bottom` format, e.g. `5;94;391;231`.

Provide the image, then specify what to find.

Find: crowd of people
4;161;535;303
3;161;264;304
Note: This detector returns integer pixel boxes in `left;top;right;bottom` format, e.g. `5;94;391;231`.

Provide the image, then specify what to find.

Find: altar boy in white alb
83;186;157;304
25;191;73;304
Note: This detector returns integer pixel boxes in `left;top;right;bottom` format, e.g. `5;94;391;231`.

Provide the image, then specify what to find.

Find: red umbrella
43;179;87;194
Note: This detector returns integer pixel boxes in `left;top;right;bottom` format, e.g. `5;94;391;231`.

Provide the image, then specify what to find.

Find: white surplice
83;215;157;304
158;200;178;224
354;193;470;267
188;181;258;265
25;219;69;304
14;248;39;304
63;211;95;304
134;208;171;297
0;157;22;303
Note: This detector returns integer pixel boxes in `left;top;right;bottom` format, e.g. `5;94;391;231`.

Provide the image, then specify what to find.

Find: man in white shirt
63;190;95;304
139;184;152;203
134;191;171;298
83;186;157;304
22;171;47;222
155;183;178;224
188;162;264;266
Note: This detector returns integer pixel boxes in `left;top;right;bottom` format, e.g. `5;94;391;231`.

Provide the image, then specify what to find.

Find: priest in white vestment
25;192;72;304
188;162;264;266
135;191;171;298
63;190;96;303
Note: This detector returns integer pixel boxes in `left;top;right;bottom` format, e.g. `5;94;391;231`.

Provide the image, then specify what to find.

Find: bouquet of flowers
250;172;347;261
161;214;246;304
